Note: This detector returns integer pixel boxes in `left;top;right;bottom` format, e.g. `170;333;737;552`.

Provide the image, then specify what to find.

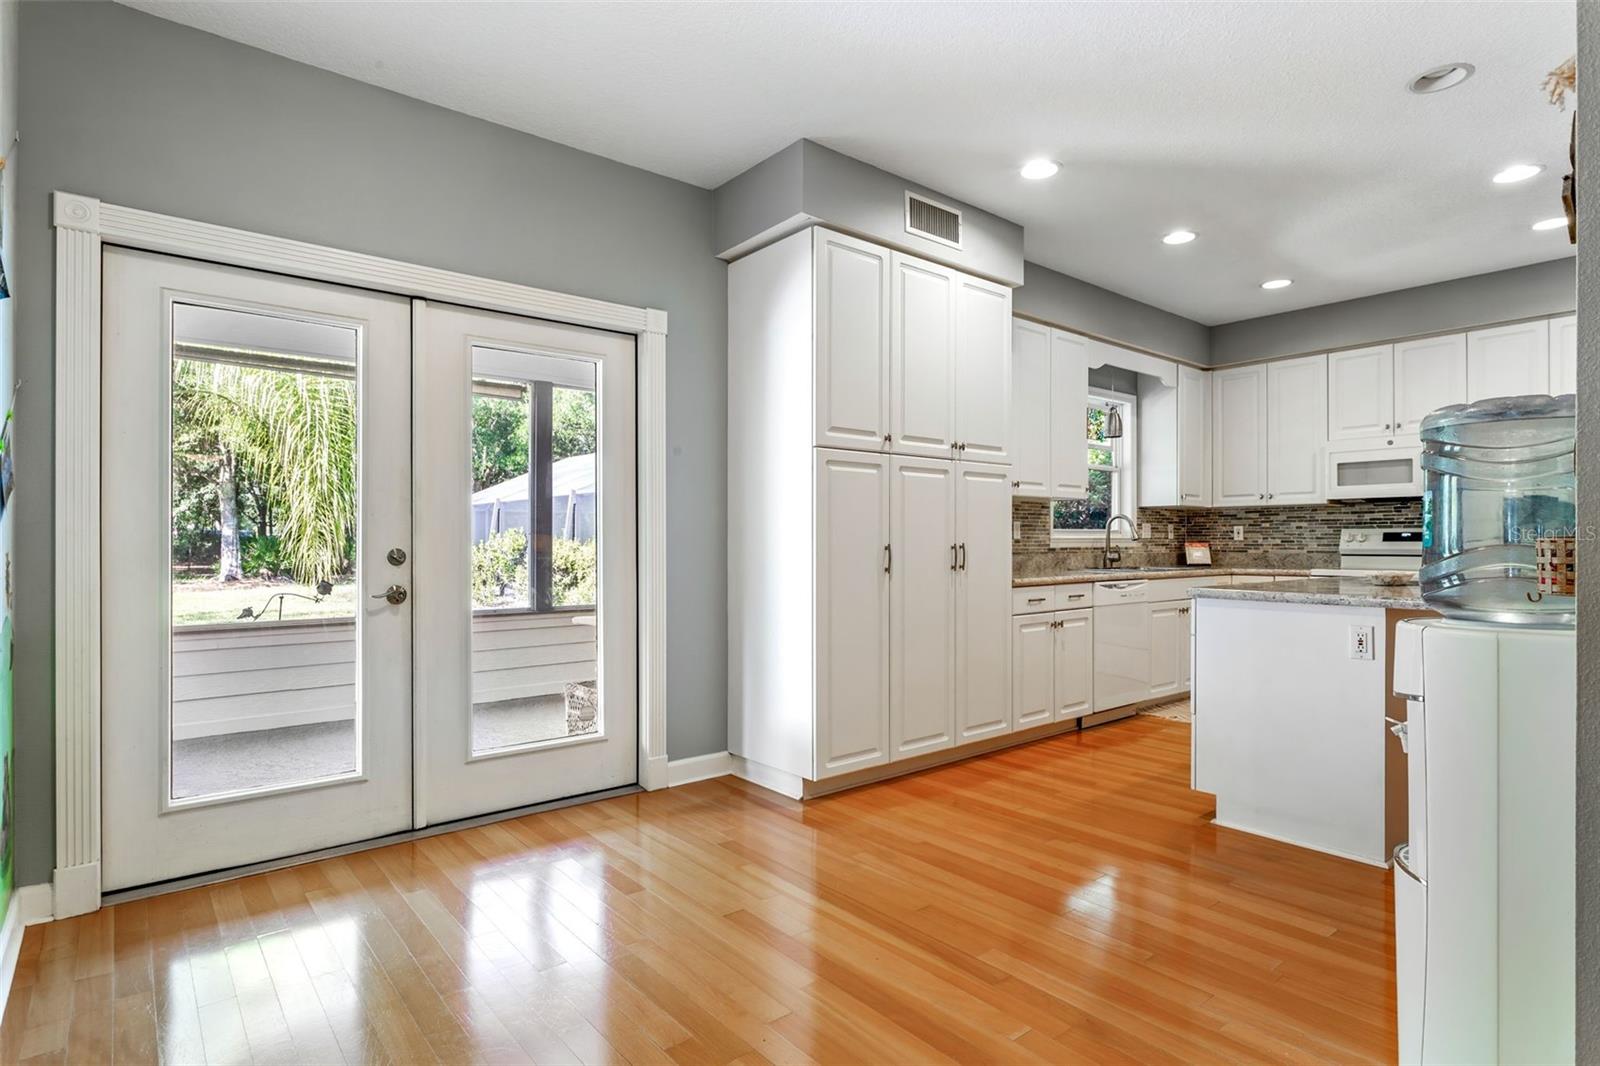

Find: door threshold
101;783;642;906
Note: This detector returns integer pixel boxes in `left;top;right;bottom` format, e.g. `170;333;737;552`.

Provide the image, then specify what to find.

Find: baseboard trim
14;885;53;926
641;753;670;791
0;884;49;1022
729;756;805;799
53;861;101;919
667;751;733;786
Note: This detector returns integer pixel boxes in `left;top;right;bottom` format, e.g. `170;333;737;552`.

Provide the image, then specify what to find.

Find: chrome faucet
1102;513;1139;569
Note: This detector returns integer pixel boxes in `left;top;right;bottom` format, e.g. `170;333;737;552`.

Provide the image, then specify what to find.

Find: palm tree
174;359;356;585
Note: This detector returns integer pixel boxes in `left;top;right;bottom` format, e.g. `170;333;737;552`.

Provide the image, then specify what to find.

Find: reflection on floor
171;694;597;799
5;718;1397;1064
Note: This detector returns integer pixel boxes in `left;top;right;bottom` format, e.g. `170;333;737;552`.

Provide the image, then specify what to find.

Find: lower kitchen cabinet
1011;607;1093;729
1149;601;1192;700
955;462;1016;741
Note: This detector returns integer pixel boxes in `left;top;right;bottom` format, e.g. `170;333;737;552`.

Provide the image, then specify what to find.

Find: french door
100;250;638;891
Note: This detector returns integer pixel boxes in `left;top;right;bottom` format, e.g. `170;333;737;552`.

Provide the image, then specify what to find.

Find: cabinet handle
884;544;892;575
1266;493;1274;500
1012;480;1021;489
1027;596;1047;604
883;433;892;445
952;544;960;572
958;543;967;571
1258;493;1265;500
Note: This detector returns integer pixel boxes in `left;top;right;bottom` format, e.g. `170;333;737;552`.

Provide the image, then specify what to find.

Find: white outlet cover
1233;525;1244;541
1141;522;1151;539
1348;624;1375;660
1012;519;1022;541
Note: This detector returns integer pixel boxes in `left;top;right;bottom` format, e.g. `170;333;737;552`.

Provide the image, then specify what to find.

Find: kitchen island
1190;578;1434;865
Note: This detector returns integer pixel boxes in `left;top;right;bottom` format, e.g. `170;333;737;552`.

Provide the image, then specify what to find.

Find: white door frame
51;190;671;917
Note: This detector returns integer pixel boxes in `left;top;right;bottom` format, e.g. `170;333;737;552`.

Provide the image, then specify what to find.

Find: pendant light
1103;402;1124;440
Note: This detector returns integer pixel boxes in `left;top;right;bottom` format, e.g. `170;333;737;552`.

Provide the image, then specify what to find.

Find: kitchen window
1052;392;1136;540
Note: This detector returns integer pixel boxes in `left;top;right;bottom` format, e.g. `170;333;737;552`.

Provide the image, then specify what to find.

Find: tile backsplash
1012;497;1423;578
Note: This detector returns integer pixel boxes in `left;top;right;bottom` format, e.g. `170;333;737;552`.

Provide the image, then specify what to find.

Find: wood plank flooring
0;717;1396;1064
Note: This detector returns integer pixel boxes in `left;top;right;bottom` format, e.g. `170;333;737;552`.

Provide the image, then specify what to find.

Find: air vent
905;192;963;249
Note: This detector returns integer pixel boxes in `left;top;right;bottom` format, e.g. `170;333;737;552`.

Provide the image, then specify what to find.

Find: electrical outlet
1167;524;1175;541
1140;522;1151;539
1232;525;1244;541
1349;624;1374;660
1012;519;1022;542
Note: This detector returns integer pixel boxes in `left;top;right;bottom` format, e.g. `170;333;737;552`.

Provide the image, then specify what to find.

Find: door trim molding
51;190;672;917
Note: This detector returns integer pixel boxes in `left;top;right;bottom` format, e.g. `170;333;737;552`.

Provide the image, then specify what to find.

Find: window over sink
1052;391;1136;540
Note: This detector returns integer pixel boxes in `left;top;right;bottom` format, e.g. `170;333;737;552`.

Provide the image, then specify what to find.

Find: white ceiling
119;0;1576;325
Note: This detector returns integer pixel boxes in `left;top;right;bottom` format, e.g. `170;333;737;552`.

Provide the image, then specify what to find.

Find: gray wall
14;1;729;887
1210;258;1576;364
1014;261;1211;364
1575;0;1597;1052
715;140;1026;286
0;0;16;920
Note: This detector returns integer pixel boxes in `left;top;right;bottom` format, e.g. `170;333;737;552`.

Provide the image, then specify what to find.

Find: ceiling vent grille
905;192;963;249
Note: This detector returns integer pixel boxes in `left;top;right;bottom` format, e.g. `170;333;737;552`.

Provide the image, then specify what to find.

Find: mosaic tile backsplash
1012;497;1424;578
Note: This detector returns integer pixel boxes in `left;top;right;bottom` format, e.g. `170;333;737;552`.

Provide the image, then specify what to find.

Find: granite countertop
1012;567;1326;589
1190;576;1431;610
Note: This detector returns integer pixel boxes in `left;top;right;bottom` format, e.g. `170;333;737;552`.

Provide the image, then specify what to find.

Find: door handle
386;547;408;566
372;584;408;606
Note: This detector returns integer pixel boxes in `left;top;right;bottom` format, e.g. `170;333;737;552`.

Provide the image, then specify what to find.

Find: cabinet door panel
1395;334;1467;435
1266;353;1327;504
1011;613;1055;730
1550;315;1578;396
1148;603;1185;700
955;276;1012;464
813;230;891;450
1010;319;1051;497
1050;330;1090;498
1212;365;1266;505
1053;609;1094;721
1178;364;1211;505
1467;321;1549;402
1328;345;1394;440
814;450;890;777
891;254;956;456
955;463;1013;742
889;457;956;759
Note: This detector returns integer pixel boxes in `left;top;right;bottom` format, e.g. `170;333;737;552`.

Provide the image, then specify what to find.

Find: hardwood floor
0;717;1396;1064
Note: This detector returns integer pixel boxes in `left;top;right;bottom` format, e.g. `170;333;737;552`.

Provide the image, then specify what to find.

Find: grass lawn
172;576;357;626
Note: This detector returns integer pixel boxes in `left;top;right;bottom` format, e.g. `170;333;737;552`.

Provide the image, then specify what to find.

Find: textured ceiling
118;0;1576;324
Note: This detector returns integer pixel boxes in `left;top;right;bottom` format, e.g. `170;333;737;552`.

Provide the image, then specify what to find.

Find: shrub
552;537;597;607
242;534;285;578
472;529;529;607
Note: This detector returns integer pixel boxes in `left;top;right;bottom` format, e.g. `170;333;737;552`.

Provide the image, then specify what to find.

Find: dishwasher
1093;580;1150;714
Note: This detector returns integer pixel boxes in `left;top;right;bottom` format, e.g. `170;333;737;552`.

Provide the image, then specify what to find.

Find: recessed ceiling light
1532;216;1568;232
1019;158;1061;181
1408;62;1475;94
1261;279;1293;290
1162;229;1197;245
1493;163;1544;185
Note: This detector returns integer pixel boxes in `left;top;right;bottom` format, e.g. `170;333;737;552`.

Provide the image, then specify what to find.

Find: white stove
1338;527;1423;572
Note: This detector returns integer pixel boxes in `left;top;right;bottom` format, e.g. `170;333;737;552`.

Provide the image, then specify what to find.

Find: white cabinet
1009;320;1051;497
892;253;957;457
1467;321;1549;401
888;456;956;759
955;462;1014;742
1550;314;1577;396
1212;364;1268;505
1138;361;1210;507
1052;609;1094;721
1328;345;1394;441
814;450;892;777
1148;602;1188;701
1011;608;1093;730
954;275;1012;464
1265;353;1328;504
1394;333;1468;436
813;229;892;451
1049;330;1090;498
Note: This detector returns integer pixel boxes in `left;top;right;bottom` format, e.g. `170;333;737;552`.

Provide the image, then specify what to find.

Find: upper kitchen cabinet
1009;319;1087;499
1265;354;1328;504
1394;333;1468;436
1212;364;1268;505
1467;320;1549;402
954;274;1013;464
1550;315;1577;396
892;253;959;457
1139;362;1211;507
1328;345;1394;440
813;229;893;451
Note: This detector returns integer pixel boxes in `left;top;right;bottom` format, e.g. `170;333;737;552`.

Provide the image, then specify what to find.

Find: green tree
472;394;528;492
552;388;596;462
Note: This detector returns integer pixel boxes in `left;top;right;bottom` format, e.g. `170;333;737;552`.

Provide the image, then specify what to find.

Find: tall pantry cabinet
729;227;1015;795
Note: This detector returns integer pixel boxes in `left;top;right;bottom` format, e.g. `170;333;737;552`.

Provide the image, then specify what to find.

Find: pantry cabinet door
1212;364;1267;505
1177;364;1211;506
1328;345;1394;440
888;456;957;760
1050;330;1091;498
1052;609;1094;721
1010;319;1051;496
1550;315;1578;396
813;229;892;451
1394;333;1468;436
1467;321;1550;402
891;253;957;457
955;462;1014;742
954;275;1012;464
1011;613;1056;730
1265;353;1327;504
1148;603;1186;701
814;450;891;778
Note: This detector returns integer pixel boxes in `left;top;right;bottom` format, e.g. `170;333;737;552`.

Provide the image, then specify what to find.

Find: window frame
1050;388;1139;544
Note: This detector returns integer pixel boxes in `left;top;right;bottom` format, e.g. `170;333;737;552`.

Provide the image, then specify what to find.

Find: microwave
1325;439;1423;499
